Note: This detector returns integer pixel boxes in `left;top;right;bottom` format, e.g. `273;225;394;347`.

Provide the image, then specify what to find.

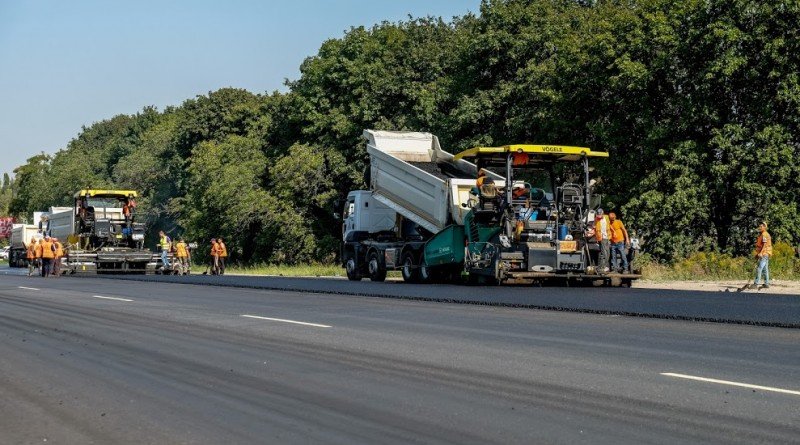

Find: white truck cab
342;190;396;242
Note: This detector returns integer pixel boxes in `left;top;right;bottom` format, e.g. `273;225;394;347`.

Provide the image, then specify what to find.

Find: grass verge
189;263;343;277
635;242;800;282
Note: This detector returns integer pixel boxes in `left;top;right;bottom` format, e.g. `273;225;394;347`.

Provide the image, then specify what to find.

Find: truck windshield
87;198;123;208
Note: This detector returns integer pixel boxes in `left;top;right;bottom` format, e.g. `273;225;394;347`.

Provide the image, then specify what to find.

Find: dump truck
341;130;500;282
340;130;641;286
44;189;161;274
8;224;41;267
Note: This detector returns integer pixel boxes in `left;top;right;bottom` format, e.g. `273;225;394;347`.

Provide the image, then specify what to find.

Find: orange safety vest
34;242;43;259
41;240;55;259
610;219;626;244
210;243;219;256
756;231;773;257
175;242;188;258
218;242;228;258
54;242;64;258
594;215;613;241
26;243;36;260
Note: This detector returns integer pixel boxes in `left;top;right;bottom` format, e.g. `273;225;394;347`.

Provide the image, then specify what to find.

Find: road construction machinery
341;130;640;286
8;224;41;267
46;189;160;274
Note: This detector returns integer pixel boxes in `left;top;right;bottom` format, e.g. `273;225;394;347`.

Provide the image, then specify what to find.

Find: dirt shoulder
634;279;800;295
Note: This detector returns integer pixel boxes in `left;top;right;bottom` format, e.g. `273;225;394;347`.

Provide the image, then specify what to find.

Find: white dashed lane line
17;286;41;291
241;314;331;328
661;372;800;396
91;295;134;302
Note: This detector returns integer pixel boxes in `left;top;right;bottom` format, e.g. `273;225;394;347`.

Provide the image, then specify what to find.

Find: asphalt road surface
66;271;800;327
1;273;798;444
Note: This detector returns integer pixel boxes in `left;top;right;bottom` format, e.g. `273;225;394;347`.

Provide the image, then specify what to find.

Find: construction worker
34;238;44;276
122;199;132;229
52;238;63;277
40;236;55;277
753;222;772;289
39;215;50;237
209;238;220;275
217;237;228;275
26;237;37;277
627;230;641;269
174;238;190;275
158;230;172;271
594;208;612;273
476;169;487;187
608;212;630;273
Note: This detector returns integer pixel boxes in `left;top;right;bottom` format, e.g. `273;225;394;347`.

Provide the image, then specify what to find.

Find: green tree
9;154;51;220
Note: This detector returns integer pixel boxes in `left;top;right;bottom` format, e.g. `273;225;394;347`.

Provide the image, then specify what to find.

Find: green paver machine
423;144;640;286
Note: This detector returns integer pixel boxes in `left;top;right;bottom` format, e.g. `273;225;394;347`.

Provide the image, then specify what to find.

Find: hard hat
597;208;604;215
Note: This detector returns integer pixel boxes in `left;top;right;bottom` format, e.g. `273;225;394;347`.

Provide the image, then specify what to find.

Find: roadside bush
768;241;798;279
671;252;749;281
637;241;800;281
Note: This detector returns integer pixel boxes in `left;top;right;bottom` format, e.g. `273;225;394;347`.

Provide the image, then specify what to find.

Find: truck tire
419;260;433;283
401;251;420;283
345;258;362;281
367;251;386;282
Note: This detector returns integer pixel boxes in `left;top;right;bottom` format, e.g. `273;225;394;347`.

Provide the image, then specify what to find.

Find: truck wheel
419;260;433;283
401;251;420;283
346;258;362;281
367;251;386;282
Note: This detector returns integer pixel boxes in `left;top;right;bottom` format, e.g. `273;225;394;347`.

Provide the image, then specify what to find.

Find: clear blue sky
0;0;478;177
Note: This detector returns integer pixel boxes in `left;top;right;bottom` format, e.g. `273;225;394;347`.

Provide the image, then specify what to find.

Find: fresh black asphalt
68;272;800;328
1;274;799;444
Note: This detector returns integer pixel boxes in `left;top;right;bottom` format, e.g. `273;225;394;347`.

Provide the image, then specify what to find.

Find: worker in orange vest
608;212;630;273
26;237;37;277
476;169;487;187
594;208;613;273
217;237;228;275
34;238;44;277
40;236;55;277
52;238;64;277
174;238;190;275
753;222;773;289
208;239;220;275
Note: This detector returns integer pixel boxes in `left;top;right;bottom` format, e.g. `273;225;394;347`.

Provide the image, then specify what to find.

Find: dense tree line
7;0;800;263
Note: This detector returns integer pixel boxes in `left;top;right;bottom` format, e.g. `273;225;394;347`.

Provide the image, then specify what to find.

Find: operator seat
478;179;500;212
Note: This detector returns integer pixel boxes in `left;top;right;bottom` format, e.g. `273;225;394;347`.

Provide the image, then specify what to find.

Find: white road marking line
241;314;331;328
91;295;133;302
18;286;40;291
661;372;800;396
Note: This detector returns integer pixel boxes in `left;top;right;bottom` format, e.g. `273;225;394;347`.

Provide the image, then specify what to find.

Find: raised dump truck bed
365;130;501;232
